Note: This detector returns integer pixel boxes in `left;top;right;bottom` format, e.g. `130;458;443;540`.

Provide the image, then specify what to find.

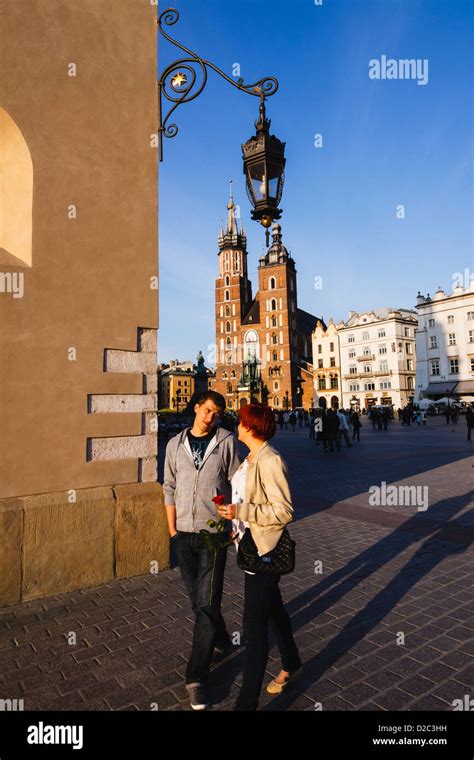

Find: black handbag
237;527;295;575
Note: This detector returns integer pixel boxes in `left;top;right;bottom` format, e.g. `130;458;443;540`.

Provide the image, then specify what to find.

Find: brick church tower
214;183;321;410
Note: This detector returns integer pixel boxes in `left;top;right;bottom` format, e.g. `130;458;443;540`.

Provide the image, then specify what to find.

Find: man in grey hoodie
163;390;241;710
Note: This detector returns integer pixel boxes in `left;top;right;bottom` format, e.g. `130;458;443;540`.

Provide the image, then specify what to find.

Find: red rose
212;494;225;506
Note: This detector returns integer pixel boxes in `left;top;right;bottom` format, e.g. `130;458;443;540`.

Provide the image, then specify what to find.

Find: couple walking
163;391;301;711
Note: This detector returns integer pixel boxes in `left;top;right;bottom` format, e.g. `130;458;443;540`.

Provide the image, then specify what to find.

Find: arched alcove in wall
0;108;33;267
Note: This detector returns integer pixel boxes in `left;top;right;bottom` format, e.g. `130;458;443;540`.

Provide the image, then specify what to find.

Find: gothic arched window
271;298;277;311
224;290;230;301
244;329;259;361
225;321;231;333
270;277;276;290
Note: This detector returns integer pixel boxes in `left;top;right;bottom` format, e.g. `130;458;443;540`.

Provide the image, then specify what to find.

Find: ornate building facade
214;185;322;410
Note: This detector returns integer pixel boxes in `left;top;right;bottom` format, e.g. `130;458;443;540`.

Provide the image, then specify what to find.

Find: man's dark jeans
173;531;231;684
235;572;301;711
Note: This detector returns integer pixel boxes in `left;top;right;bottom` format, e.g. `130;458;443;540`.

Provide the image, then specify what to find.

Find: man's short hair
195;390;226;414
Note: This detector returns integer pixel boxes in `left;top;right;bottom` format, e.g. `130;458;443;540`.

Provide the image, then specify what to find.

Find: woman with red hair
217;403;301;711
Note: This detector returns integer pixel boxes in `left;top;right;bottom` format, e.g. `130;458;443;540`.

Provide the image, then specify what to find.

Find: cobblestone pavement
0;417;473;711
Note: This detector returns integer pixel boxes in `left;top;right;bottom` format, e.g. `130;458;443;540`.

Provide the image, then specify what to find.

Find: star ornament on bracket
171;71;187;90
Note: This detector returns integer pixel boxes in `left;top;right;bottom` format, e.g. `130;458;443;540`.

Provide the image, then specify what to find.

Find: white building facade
339;308;418;411
311;319;341;407
414;282;474;402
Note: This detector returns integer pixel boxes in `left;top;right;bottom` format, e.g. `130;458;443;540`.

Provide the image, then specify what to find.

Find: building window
231;370;236;379
406;343;412;354
271;298;277;311
274;381;279;390
318;376;326;390
378;329;386;338
227;382;232;393
225;305;230;317
273;351;278;361
407;359;413;371
363;365;372;373
270;276;276;290
391;342;396;352
430;336;438;349
469;330;474;343
467;311;474;321
225;275;230;286
330;342;334;352
318;344;322;354
349;383;359;392
271;316;277;327
407;377;414;390
226;353;232;365
447;314;454;324
404;327;410;337
330;376;338;389
364;383;375;391
348;335;355;343
317;358;323;369
244;329;259;360
379;345;387;354
362;331;369;341
349;365;357;375
363;348;372;357
225;321;231;333
470;357;474;372
272;333;278;345
448;333;456;346
224;290;230;301
430;360;440;376
449;358;459;374
349;349;356;358
379;360;388;372
380;381;391;390
428;318;435;327
330;357;336;367
274;397;279;406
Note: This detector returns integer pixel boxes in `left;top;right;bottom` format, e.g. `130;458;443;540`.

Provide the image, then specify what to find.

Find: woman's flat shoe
266;667;302;695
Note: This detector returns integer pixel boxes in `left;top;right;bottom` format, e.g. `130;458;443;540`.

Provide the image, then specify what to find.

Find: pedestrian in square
163;391;241;711
466;404;473;441
218;404;301;712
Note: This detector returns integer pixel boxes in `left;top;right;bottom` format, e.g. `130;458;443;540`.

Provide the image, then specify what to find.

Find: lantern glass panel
249;161;267;200
267;160;282;200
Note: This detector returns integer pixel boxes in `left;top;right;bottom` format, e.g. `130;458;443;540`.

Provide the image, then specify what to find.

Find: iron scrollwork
157;7;279;160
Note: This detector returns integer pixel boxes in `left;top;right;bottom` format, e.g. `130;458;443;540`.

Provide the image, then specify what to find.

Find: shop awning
454;380;474;394
424;382;458;395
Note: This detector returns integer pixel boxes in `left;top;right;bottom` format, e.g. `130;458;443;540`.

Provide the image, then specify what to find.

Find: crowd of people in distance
216;398;474;445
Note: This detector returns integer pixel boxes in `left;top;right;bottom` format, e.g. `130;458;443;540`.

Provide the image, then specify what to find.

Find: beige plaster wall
0;0;159;499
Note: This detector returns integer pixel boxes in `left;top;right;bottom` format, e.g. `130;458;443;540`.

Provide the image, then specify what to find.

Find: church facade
214;186;323;410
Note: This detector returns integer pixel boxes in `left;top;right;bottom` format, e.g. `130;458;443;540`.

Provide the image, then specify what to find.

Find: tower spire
218;181;247;252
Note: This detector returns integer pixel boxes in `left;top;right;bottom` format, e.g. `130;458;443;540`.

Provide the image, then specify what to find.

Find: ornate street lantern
242;91;286;242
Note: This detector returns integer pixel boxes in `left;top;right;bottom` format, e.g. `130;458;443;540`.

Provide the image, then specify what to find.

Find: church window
271;333;278;345
244;329;259;360
271;298;277;311
225;275;230;286
225;305;230;316
273;352;278;361
224;290;230;301
270;277;276;290
271;316;277;327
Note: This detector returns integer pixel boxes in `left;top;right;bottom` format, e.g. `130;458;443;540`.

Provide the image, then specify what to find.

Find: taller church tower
215;182;251;378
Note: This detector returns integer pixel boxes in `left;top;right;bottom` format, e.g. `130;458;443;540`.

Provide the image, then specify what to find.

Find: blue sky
158;0;473;363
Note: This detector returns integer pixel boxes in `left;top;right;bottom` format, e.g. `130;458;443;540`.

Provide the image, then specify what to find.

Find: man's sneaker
211;641;235;666
185;682;209;711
